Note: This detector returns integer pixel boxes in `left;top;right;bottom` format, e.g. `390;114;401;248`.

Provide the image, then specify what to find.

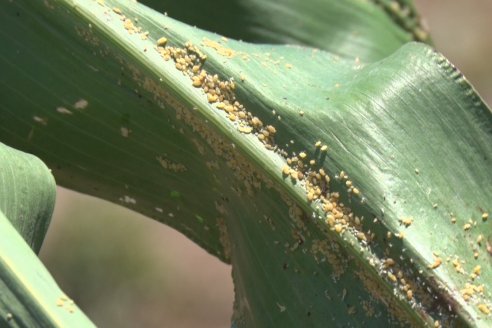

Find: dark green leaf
140;0;430;62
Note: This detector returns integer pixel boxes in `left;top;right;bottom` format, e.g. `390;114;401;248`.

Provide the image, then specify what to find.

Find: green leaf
1;0;491;327
0;143;95;327
139;0;431;62
0;143;55;252
0;211;95;327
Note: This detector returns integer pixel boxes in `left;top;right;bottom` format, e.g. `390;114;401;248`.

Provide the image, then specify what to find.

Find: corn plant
1;0;491;326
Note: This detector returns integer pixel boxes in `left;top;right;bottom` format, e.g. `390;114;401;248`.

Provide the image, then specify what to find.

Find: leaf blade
0;143;94;327
1;0;491;326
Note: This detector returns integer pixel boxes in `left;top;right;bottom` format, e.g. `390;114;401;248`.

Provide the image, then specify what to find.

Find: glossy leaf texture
139;0;430;62
0;143;95;327
1;0;491;327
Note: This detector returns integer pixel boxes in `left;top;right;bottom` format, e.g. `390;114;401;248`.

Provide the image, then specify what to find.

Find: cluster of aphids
283;149;368;240
105;3;492;321
155;37;367;238
156;38;278;150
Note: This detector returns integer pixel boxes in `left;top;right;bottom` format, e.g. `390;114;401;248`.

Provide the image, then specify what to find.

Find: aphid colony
282;149;365;239
151;35;472;322
155;39;278;150
151;21;371;253
105;4;491;321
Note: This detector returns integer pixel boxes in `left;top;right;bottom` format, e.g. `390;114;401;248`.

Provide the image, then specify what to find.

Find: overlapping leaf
0;143;94;327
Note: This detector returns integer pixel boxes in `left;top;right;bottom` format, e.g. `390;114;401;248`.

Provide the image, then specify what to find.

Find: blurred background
38;1;492;327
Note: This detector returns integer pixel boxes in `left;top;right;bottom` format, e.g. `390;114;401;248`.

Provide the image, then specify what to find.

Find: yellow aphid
299;152;307;159
266;125;276;134
315;141;322;148
282;165;290;176
123;19;134;32
192;77;202;87
429;256;442;269
483;213;489;221
400;217;413;227
452;258;464;274
473;265;481;275
238;126;252;134
207;94;218;103
323;202;333;212
320;145;328;152
113;7;123;15
406;290;413;300
326;215;335;227
387;272;397;282
463;223;472;231
251;117;262;127
309;160;315;165
478;304;490;315
396;231;405;239
477;234;484;245
352;188;360;196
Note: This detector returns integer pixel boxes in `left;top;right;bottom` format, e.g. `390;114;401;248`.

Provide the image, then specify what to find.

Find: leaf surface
0;143;95;327
1;0;491;326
